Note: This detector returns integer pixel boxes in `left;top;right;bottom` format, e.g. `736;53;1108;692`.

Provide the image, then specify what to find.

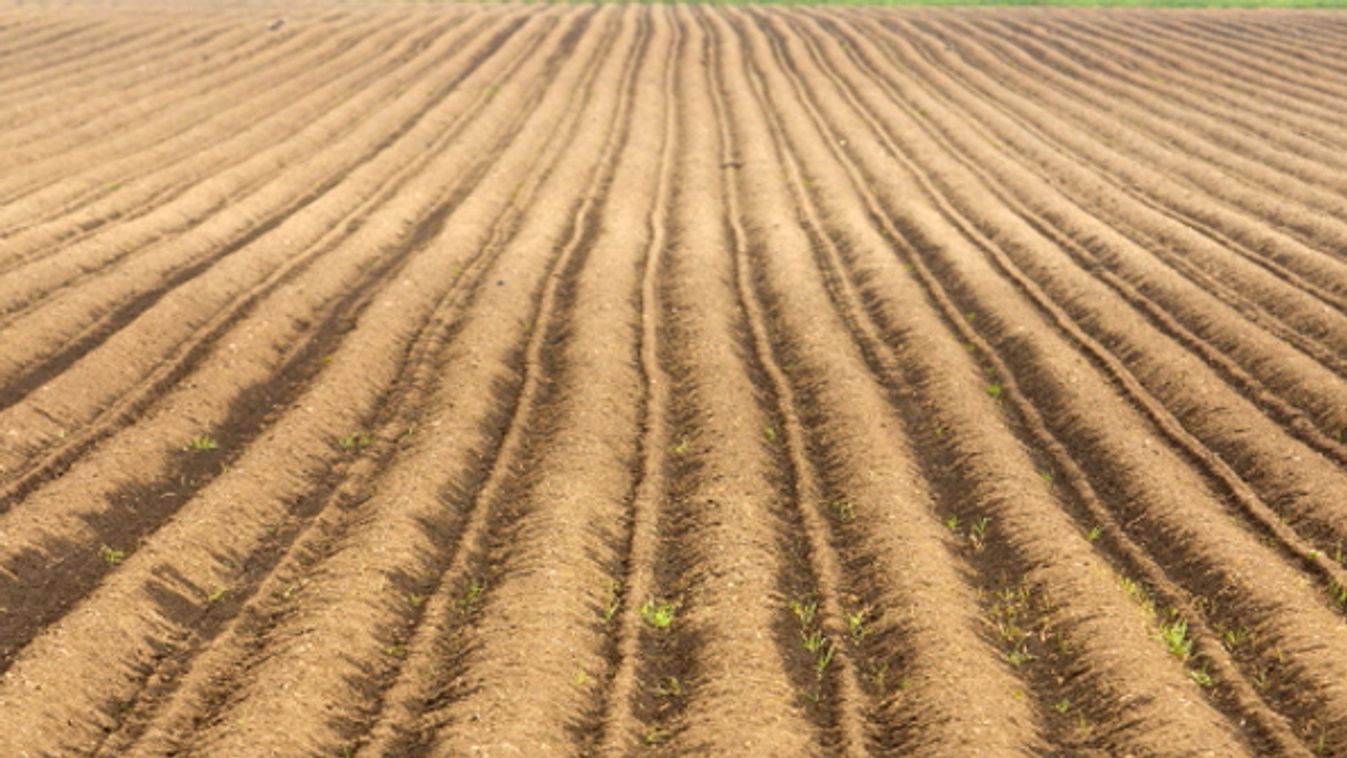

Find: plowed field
4;3;1347;755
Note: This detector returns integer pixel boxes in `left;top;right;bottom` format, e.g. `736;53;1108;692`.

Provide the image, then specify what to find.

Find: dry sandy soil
3;2;1347;754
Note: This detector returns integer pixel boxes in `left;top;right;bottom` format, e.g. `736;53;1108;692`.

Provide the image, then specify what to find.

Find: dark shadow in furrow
621;242;706;753
872;19;1347;552
0;15;505;415
876;11;1347;612
944;18;1347;279
358;14;640;756
698;7;850;748
870;17;1347;391
1047;16;1347;144
1121;15;1347;105
1035;16;1347;153
0;16;453;269
0;21;136;74
830;20;1347;474
796;14;1296;753
587;12;695;751
0;14;538;513
0;10;562;681
85;12;604;747
738;11;1056;752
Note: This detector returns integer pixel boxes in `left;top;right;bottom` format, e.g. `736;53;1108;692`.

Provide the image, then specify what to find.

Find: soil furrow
816;12;1347;750
703;7;874;753
796;12;1330;752
348;12;648;755
867;15;1347;386
827;17;1347;486
1045;15;1347;153
0;15;380;227
934;16;1347;282
0;6;553;674
0;16;416;255
0;12;472;318
7;6;1347;753
0;8;599;753
0;11;543;494
0;12;275;154
748;8;1262;753
87;11;617;755
592;6;686;753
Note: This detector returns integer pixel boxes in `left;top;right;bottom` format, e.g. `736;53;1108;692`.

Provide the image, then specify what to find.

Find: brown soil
2;3;1346;756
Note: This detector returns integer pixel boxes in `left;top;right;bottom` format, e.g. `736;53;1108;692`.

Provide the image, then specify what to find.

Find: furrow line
856;11;1347;638
872;15;1347;373
793;11;1320;751
604;8;823;752
0;14;378;223
593;6;685;752
819;12;1347;750
941;17;1347;278
94;14;609;752
1122;14;1347;107
345;10;647;754
0;6;554;671
0;11;272;153
0;11;470;315
702;7;869;754
752;9;1266;753
0;7;596;752
0;15;411;252
0;11;544;494
0;17;164;94
1047;15;1347;153
826;17;1347;474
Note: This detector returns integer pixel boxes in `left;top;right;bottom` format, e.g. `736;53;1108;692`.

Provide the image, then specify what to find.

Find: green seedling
945;514;960;531
656;676;683;697
185;435;218;451
670;437;689;455
383;643;407;657
1328;580;1347;607
985;383;1003;399
802;629;827;653
602;580;621;622
407;593;425;607
99;544;126;565
572;668;589;687
1158;618;1192;660
204;586;226;603
789;600;817;628
763;425;777;442
815;638;836;672
1038;469;1053;483
846;607;869;640
1004;647;1035;667
643;726;669;746
830;500;856;524
969;516;991;550
1084;525;1102;542
336;432;377;450
1052;698;1070;714
1189;666;1213;688
641;598;678;629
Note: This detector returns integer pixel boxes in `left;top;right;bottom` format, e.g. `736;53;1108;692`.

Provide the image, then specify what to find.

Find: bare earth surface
3;2;1347;754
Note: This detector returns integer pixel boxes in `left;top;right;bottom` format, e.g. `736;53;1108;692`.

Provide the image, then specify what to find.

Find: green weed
185;435;218;451
99;544;126;565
